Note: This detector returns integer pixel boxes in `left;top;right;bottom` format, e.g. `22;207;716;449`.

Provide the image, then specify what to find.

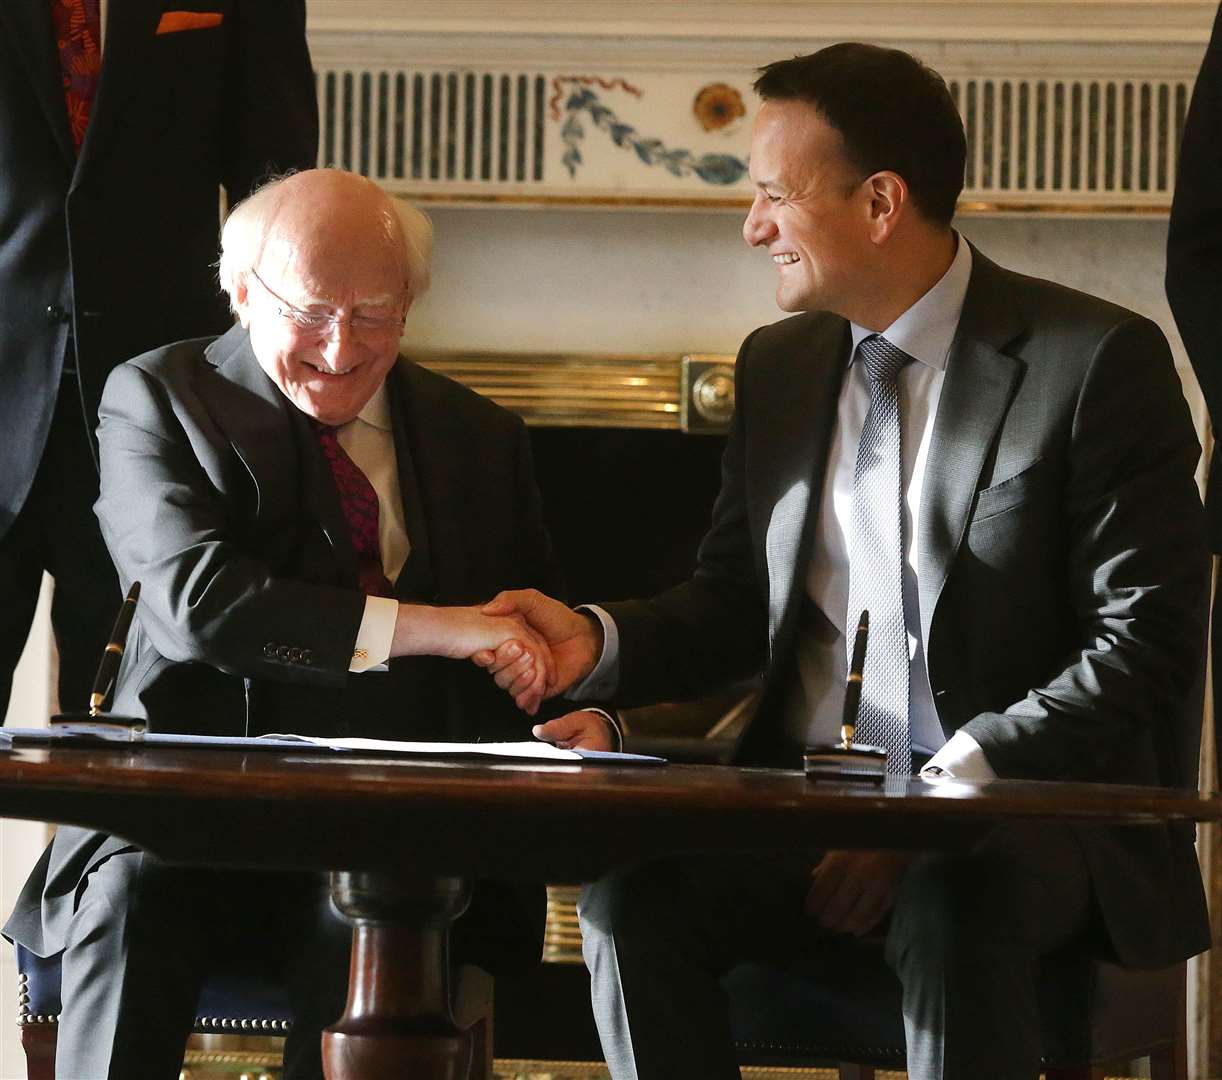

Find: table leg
322;870;473;1080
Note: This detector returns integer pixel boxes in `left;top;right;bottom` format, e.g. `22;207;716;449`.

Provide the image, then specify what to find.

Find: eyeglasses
247;267;407;337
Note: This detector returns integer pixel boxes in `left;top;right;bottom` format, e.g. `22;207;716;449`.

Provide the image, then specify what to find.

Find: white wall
409;206;1205;431
1;580;53;1080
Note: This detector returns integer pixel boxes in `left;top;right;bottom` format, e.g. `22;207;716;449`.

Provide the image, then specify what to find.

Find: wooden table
0;744;1218;1079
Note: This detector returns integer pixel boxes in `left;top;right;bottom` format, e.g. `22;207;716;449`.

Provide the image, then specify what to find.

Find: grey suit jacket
5;326;563;973
603;247;1211;969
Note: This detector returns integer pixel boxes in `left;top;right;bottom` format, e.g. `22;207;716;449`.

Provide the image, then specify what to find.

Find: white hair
217;171;433;313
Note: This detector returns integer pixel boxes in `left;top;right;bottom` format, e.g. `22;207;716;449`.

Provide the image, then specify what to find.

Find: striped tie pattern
846;335;914;775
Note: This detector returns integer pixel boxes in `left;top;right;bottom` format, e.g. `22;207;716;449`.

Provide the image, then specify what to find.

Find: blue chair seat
16;941;293;1034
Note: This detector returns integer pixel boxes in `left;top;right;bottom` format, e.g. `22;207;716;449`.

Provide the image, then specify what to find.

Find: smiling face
233;174;411;426
742;99;875;317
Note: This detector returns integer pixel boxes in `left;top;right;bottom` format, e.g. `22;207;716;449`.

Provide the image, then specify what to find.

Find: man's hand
390;603;553;715
804;851;913;936
474;589;603;699
532;710;615;752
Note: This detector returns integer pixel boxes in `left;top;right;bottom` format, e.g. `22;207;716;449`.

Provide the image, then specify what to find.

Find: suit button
288;647;302;663
45;304;69;324
275;646;290;661
301;649;313;665
263;643;277;658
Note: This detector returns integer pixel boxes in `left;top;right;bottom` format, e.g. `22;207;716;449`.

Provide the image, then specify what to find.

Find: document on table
264;734;665;765
0;727;666;765
265;734;581;761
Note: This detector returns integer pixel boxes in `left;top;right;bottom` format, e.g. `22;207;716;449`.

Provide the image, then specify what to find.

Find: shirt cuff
920;730;996;781
566;605;620;700
575;707;624;751
350;596;398;673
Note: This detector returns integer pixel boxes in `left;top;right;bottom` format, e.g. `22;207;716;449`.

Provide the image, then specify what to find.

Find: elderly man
480;44;1211;1080
4;169;578;1080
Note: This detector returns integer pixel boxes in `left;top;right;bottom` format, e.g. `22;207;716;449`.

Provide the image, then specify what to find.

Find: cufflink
352;647;369;662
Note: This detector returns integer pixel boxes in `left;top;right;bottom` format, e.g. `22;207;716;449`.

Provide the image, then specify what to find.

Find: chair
609;710;1199;1078
493;901;1186;1080
16;943;494;1080
725;948;1187;1080
722;639;1208;1080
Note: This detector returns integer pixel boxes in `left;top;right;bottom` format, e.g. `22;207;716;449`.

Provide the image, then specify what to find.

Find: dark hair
753;43;965;225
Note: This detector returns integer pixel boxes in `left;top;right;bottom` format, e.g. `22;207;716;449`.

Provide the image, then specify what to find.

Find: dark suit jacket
603;248;1211;969
1168;1;1222;548
0;0;317;536
5;326;563;973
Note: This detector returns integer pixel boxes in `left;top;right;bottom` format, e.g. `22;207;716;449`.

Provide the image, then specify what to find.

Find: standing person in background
1168;0;1222;778
0;0;318;717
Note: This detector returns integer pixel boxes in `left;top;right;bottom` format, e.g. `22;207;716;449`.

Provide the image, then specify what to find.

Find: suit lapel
73;0;160;183
293;410;363;587
200;326;358;583
763;316;850;651
393;361;470;602
917;249;1025;646
384;369;434;601
1;0;76;165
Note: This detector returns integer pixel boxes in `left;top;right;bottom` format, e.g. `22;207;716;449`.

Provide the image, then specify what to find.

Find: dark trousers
56;848;352;1080
578;825;1092;1080
1212;558;1221;785
0;383;119;715
51;840;520;1080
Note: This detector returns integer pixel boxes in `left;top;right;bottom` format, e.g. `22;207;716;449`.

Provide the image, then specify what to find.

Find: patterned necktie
846;335;914;775
50;0;102;150
314;425;396;599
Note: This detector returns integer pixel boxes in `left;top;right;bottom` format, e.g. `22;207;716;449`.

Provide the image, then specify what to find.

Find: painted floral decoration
555;79;748;186
693;83;745;133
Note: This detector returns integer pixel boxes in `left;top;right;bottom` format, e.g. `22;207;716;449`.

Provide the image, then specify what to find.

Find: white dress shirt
576;235;993;780
340;384;407;672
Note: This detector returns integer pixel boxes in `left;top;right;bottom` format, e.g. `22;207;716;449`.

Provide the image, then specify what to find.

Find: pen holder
803;742;888;783
50;713;147;742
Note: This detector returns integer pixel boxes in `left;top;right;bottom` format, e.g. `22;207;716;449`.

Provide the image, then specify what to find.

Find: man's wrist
579;707;623;751
569;605;620;700
390;602;440;657
578;610;604;675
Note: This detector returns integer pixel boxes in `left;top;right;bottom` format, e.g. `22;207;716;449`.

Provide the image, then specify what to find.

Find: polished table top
0;744;1217;882
7;743;1220;1078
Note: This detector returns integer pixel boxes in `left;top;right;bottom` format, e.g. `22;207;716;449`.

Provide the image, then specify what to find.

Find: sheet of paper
263;734;582;761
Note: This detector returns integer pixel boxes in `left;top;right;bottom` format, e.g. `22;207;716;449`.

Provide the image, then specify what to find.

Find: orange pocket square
156;11;223;34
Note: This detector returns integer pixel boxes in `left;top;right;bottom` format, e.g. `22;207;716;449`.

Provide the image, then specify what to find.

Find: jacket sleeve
602;330;770;706
1167;9;1222;463
95;361;364;687
220;0;319;201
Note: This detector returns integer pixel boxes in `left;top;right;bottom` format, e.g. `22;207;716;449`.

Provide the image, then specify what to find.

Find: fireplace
417;349;755;746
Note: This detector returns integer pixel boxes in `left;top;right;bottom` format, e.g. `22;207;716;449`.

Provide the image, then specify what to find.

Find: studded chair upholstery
16;943;495;1080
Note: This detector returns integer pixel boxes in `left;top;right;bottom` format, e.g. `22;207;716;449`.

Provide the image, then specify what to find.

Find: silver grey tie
847;335;913;775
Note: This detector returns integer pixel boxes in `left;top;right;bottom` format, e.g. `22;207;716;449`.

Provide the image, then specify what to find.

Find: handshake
389;590;612;750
